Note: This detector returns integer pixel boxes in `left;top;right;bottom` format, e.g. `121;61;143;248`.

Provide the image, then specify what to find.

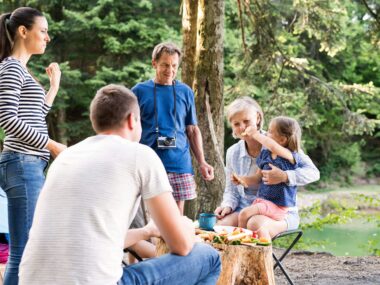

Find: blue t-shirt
132;80;197;174
256;148;300;207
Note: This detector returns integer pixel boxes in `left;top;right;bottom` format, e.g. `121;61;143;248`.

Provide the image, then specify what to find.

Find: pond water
304;219;379;256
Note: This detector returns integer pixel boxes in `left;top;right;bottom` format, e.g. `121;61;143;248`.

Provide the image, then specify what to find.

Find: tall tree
182;0;225;219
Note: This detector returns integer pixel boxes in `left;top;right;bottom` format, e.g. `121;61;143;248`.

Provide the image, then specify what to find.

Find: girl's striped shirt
0;57;51;161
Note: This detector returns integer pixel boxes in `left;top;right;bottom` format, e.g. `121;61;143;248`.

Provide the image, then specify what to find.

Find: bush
319;142;363;184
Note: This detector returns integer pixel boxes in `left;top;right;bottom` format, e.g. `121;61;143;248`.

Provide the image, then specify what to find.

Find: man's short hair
90;84;138;133
152;42;182;62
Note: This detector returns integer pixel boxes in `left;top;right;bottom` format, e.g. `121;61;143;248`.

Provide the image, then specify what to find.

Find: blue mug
199;213;217;231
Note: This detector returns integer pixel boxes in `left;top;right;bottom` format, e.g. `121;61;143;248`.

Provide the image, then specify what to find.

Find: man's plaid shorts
167;172;197;201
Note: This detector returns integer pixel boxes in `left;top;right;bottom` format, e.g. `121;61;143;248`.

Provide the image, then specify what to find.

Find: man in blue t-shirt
132;42;214;214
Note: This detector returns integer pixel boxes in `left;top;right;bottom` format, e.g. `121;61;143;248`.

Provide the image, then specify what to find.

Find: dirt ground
273;249;380;285
2;251;380;285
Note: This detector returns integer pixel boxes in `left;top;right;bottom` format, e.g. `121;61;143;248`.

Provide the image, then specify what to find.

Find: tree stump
156;239;275;285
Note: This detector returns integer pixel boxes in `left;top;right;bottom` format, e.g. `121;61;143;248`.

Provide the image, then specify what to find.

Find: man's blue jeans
118;243;221;285
0;151;47;285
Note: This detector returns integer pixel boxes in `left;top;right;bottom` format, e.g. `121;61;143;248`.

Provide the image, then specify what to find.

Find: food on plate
257;237;271;246
196;226;269;246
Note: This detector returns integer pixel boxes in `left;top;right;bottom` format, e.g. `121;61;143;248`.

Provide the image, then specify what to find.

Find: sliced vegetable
257;241;271;246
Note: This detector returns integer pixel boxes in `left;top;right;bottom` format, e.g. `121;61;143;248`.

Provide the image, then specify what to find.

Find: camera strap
153;81;177;138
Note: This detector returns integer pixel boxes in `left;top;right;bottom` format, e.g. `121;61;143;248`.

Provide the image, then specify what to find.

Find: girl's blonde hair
227;96;264;130
271;116;301;152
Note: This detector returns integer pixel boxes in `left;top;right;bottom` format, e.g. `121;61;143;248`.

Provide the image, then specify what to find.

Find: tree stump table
156;239;275;285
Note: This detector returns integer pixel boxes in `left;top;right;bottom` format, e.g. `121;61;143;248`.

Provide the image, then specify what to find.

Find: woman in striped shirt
0;7;66;285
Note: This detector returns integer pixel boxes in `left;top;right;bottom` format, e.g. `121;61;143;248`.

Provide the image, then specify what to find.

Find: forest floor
273;248;380;285
1;253;379;285
1;184;379;285
277;183;380;285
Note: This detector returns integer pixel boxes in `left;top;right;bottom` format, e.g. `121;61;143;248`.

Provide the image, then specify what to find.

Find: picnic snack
256;237;271;246
232;173;248;188
196;227;270;246
195;229;216;242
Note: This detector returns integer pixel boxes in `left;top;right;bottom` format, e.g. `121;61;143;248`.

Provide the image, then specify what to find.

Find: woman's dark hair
0;7;43;61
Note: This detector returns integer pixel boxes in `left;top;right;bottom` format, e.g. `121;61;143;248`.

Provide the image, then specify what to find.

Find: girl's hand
214;206;232;218
46;62;61;91
241;125;258;137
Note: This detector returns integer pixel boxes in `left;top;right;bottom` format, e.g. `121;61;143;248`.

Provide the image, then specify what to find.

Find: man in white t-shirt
19;84;221;285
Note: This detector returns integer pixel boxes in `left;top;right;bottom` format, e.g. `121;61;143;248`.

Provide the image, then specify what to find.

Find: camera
157;136;176;149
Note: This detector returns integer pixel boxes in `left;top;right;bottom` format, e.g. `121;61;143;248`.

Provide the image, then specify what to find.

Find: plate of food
196;226;271;246
213;225;253;236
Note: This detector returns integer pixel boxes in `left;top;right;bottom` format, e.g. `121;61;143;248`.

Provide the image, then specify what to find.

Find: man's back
19;135;171;285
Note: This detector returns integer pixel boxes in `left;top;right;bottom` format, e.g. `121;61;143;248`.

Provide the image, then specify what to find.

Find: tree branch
361;0;380;28
236;0;247;53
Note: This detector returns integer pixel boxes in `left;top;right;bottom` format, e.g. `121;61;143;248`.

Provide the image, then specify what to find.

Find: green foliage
0;0;181;145
274;195;380;256
0;0;378;186
319;142;363;184
224;0;380;183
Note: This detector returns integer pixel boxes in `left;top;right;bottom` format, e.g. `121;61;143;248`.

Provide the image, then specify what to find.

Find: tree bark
181;0;198;86
182;0;225;219
57;109;68;145
156;239;275;285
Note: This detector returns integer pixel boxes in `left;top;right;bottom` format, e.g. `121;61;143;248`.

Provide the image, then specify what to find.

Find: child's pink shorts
252;198;288;221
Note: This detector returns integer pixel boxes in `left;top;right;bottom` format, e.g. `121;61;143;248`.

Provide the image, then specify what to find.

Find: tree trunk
182;0;225;220
156;239;275;285
181;0;198;86
57;109;68;145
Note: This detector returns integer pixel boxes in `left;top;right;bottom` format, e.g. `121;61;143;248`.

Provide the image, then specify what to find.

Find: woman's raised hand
46;62;61;91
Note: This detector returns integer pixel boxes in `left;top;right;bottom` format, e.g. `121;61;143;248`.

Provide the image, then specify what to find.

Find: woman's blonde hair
227;96;264;130
270;116;301;152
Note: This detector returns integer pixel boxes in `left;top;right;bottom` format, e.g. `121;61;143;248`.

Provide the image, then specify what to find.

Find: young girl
234;116;302;235
0;7;66;284
215;97;319;240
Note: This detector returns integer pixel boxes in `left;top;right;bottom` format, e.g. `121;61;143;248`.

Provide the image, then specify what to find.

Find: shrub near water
318;142;363;184
274;191;380;256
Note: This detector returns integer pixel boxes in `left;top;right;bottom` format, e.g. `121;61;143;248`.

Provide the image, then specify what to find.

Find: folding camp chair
122;200;148;266
122;248;143;266
272;229;303;285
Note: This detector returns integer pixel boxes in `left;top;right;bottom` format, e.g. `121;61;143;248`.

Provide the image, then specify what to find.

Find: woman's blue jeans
119;243;221;285
0;151;47;285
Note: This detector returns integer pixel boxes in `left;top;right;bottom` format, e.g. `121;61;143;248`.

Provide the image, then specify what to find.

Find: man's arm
186;125;214;181
145;192;195;256
124;220;160;249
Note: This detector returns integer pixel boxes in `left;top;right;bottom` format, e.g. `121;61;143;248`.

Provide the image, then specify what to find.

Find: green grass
302;184;380;194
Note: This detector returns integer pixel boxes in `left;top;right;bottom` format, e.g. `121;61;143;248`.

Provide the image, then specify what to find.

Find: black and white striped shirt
0;57;51;161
